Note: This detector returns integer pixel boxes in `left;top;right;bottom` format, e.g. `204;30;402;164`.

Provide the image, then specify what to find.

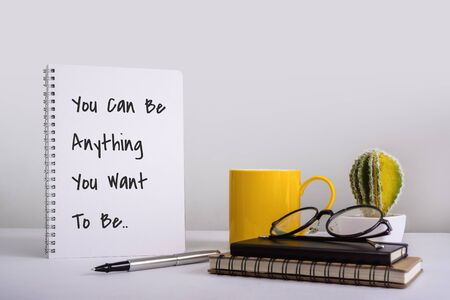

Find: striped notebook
209;253;422;289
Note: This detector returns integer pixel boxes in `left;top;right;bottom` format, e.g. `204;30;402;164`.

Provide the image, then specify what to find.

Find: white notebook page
47;65;185;258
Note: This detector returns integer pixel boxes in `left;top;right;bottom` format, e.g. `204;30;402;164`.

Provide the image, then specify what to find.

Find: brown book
209;253;422;289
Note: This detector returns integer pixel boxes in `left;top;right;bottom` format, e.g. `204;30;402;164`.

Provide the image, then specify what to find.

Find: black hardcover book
230;237;408;266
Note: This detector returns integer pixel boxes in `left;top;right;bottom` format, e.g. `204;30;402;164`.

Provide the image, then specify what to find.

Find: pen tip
91;264;111;273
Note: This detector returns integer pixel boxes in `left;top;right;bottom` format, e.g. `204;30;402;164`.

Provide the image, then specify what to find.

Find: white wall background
0;0;449;232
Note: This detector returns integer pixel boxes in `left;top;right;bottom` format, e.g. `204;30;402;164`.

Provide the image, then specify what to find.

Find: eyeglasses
268;205;392;248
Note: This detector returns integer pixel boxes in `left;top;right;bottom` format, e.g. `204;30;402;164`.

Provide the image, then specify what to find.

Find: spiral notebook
43;65;185;258
209;253;422;289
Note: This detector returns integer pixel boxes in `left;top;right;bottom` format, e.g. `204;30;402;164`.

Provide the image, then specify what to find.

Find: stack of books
209;237;422;288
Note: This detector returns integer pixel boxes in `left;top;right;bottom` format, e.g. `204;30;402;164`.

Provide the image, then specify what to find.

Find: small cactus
349;150;403;215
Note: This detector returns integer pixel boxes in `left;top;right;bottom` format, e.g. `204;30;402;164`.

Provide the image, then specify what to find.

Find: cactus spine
349;150;403;215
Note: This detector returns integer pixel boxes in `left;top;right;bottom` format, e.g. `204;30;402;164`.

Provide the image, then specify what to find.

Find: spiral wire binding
43;66;56;256
210;255;399;288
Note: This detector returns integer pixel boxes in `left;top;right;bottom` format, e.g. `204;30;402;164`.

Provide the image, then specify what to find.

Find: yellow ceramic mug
229;169;335;243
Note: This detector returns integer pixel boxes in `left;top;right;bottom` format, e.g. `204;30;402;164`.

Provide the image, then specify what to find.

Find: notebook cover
209;254;422;289
208;269;423;289
230;237;408;266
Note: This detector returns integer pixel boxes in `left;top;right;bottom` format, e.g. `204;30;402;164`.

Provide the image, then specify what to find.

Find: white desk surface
0;229;448;300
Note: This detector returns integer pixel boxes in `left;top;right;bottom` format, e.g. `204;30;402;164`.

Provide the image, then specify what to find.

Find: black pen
93;250;220;273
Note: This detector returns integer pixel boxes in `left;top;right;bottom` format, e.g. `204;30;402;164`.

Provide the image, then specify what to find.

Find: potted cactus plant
338;149;406;242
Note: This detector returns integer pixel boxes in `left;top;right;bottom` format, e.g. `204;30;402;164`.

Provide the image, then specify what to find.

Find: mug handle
299;176;336;209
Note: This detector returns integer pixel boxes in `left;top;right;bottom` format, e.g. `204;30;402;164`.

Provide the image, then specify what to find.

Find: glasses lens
271;208;317;236
327;206;382;236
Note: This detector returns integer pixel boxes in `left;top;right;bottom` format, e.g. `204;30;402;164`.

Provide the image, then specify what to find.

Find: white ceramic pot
335;214;406;243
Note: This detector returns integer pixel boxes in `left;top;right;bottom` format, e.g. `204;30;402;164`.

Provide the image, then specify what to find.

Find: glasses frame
269;204;392;239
